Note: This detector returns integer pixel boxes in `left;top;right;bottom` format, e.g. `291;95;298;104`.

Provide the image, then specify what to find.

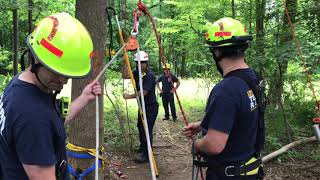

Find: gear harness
192;69;266;180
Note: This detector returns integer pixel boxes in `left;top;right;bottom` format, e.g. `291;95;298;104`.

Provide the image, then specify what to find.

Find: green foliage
103;70;137;152
0;0;319;162
0;47;12;73
0;74;11;93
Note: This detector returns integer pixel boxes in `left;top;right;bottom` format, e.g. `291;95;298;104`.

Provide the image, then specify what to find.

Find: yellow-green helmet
27;12;93;78
205;17;252;48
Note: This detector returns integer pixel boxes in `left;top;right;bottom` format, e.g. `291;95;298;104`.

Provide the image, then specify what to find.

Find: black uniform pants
162;93;177;119
137;103;159;154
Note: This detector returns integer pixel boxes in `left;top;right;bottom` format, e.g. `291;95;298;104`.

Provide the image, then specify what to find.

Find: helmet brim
206;35;252;48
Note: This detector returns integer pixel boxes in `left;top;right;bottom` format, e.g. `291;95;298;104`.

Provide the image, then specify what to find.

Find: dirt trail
111;116;320;180
118;119;192;180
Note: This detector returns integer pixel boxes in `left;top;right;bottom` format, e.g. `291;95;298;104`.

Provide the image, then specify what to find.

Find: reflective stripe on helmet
40;38;63;58
215;32;232;37
47;16;59;41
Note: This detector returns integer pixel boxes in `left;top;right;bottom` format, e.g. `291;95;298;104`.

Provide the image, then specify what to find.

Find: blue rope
67;151;102;180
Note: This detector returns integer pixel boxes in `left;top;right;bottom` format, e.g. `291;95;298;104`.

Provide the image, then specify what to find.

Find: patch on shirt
247;90;257;111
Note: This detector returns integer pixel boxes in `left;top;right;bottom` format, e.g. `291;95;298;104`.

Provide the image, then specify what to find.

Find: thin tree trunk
181;49;186;78
70;0;107;179
158;0;163;71
268;0;297;106
28;0;33;33
232;0;235;18
255;0;266;74
12;7;18;75
28;0;33;67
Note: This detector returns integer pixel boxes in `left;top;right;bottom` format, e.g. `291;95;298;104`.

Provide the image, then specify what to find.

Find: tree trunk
255;0;266;74
180;49;186;78
232;0;235;18
28;0;33;34
158;0;163;71
12;7;18;75
268;0;297;105
27;0;33;67
69;1;107;179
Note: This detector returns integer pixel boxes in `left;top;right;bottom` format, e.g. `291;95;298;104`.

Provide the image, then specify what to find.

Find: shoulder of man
156;74;164;81
213;76;248;99
170;73;178;81
146;69;156;77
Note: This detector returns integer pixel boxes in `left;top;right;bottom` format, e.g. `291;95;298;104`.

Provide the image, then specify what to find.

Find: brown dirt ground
106;117;320;180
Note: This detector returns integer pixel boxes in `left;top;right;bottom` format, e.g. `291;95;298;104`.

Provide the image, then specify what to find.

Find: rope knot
137;2;147;14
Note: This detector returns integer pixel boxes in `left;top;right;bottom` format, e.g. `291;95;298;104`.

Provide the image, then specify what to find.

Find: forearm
156;83;161;91
175;81;181;89
194;138;211;155
65;95;90;125
194;129;227;155
126;90;148;99
23;164;56;180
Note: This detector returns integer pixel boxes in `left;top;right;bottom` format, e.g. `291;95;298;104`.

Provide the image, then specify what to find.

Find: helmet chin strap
211;49;224;76
30;57;50;91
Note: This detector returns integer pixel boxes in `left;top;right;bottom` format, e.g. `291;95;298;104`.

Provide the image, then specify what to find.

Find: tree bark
255;0;266;74
180;49;186;78
268;0;297;105
158;0;163;71
69;1;107;179
232;0;235;18
28;0;33;34
12;7;18;75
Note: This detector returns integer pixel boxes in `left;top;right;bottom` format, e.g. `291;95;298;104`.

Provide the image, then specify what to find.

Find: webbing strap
67;151;102;179
194;158;262;176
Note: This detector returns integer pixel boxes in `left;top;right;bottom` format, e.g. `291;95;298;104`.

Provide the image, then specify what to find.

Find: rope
136;48;157;180
115;9;159;177
93;45;127;180
135;1;189;126
282;1;320;112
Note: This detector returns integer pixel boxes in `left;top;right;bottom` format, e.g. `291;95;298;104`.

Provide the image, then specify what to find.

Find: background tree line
1;0;320;177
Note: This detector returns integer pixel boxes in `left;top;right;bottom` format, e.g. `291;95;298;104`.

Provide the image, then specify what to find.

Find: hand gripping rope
134;0;189;126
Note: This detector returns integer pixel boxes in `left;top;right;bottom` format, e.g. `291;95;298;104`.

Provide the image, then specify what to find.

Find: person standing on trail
0;13;102;180
156;63;180;121
123;50;159;163
182;17;266;180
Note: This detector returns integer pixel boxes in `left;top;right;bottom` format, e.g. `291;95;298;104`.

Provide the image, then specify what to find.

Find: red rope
283;2;320;112
136;2;189;126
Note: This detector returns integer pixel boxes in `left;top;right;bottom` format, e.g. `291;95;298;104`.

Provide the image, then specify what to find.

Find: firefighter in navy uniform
0;13;102;180
182;17;265;180
156;63;180;121
123;50;159;163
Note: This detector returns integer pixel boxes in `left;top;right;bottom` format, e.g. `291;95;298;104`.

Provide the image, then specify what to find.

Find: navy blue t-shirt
0;76;68;179
133;68;157;106
156;72;179;93
201;68;259;163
